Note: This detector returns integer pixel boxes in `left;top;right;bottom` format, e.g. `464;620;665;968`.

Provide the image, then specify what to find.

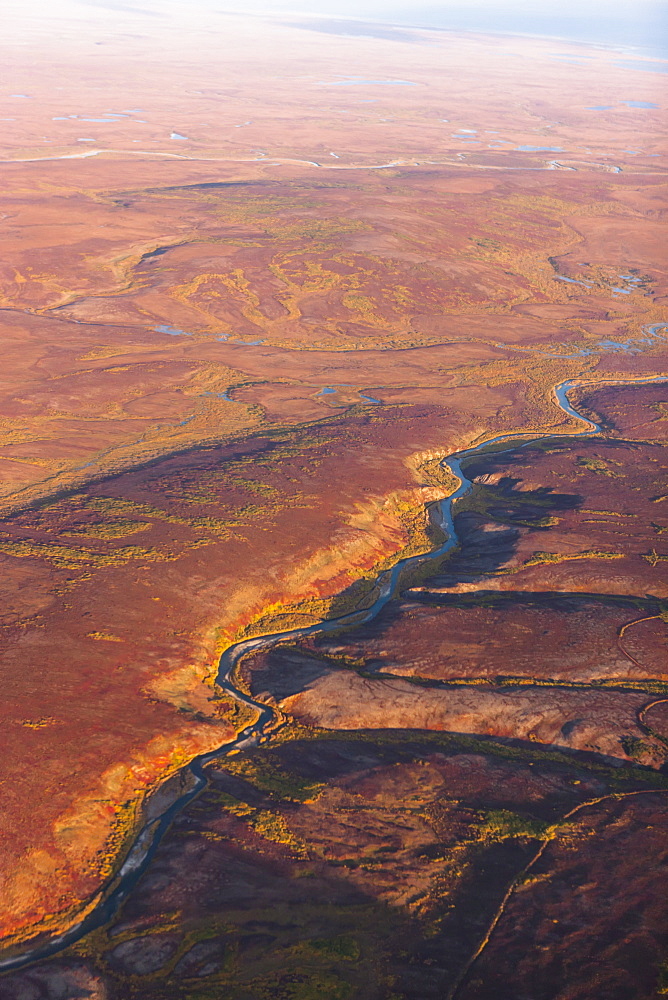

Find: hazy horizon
6;0;668;55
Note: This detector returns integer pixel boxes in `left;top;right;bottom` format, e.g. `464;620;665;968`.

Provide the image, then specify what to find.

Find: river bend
1;371;666;972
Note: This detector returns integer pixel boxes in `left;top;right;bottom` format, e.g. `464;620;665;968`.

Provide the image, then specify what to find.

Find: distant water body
79;2;668;58
243;0;668;58
397;3;668;56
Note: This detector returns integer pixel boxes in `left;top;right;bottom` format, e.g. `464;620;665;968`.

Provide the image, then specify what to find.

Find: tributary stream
1;370;666;972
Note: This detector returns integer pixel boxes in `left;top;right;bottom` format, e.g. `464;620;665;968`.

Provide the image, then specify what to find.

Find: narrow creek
1;371;666;973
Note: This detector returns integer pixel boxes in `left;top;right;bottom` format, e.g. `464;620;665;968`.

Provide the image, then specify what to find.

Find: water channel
1;369;667;972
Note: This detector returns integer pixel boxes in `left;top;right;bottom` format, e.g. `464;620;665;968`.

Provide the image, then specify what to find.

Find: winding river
1;370;667;973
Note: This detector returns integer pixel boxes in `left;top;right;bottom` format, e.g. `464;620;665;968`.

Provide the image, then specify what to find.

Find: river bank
2;370;665;973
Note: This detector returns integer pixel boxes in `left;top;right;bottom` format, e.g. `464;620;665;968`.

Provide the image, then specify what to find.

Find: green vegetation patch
303;934;361;963
620;735;659;761
576;455;623;476
479;809;555;842
518;549;623;569
222;754;326;803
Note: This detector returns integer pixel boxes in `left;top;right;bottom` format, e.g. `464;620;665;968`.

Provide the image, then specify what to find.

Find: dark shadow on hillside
324;457;583;621
246;645;336;701
406;589;659;614
5;731;657;1000
246;588;663;700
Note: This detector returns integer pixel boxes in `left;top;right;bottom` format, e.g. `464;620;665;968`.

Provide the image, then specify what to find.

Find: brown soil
458;792;668;1000
244;384;668;770
0;0;666;982
4;731;656;1000
0;400;507;946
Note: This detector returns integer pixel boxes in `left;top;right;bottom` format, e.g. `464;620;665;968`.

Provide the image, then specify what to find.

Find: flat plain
0;3;667;997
